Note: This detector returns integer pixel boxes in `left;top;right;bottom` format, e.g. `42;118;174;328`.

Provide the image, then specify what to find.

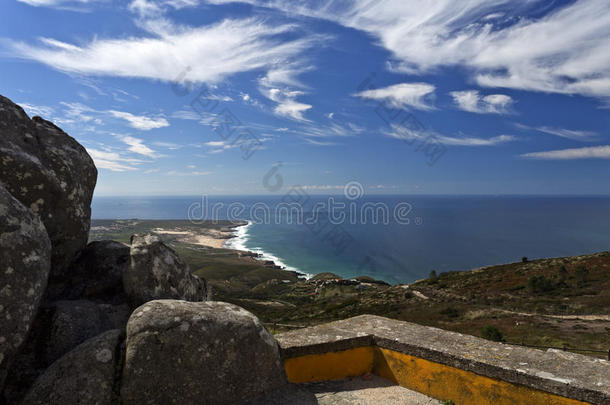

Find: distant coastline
91;195;610;284
223;220;310;279
89;218;310;279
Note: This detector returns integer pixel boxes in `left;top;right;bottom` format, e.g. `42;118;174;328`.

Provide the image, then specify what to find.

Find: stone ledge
276;315;610;404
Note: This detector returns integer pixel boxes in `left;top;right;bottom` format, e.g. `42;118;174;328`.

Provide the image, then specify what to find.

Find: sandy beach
151;227;232;249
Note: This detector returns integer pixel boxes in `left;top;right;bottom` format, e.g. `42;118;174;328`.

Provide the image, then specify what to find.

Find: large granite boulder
2;300;130;402
43;300;131;366
124;234;208;306
0;186;51;391
47;240;130;303
0;95;97;277
121;300;287;405
22;329;123;405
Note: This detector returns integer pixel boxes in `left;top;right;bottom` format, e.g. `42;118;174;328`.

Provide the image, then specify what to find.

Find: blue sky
1;0;609;196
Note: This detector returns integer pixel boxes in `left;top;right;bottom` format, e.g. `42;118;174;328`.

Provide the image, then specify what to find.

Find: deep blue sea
92;195;610;284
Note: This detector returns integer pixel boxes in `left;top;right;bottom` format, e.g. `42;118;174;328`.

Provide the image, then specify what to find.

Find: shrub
481;325;504;342
575;266;589;287
429;270;438;279
440;307;459;318
527;275;555;294
522;256;528;263
556;266;569;286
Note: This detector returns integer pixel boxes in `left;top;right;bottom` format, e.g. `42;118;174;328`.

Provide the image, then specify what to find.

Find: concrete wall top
276;315;610;404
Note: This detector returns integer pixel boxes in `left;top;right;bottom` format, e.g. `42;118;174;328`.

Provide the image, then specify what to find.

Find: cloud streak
116;135;161;157
219;0;610;100
450;91;513;114
109;111;169;131
86;148;142;172
387;124;515;147
16;0;101;7
356;83;435;111
535;127;598;142
521;146;610;160
8;18;315;85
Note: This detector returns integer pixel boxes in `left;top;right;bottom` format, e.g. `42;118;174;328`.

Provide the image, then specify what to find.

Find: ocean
91;195;610;284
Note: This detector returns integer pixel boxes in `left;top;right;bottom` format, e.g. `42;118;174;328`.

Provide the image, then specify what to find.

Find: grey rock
2;300;130;403
22;329;123;405
121;300;287;405
0;185;51;391
47;240;129;303
43;300;131;366
0;95;97;278
124;234;207;306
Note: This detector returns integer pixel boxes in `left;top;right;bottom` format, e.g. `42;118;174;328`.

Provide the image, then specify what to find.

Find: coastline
151;226;232;249
223;220;311;279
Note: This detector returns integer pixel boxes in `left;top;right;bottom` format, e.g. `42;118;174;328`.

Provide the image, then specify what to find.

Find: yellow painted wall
284;346;375;383
283;346;590;405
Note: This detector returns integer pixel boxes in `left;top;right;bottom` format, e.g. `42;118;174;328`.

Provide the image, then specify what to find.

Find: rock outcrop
0;186;51;391
22;329;123;405
121;300;287;405
0;95;292;405
43;300;131;366
47;240;129;303
124;234;208;306
0;95;97;277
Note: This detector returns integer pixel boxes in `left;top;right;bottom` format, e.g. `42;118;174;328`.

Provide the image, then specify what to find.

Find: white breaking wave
224;221;311;279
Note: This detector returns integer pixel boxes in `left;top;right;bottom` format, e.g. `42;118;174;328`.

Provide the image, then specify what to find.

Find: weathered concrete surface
0;95;97;277
0;185;51;391
247;375;442;405
276;315;610;404
22;329;123;405
124;234;207;306
121;300;287;405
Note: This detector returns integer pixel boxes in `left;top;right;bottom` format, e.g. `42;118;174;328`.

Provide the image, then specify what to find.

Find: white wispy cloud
16;0;102;8
86;148;141;172
109;110;169;131
356;83;435;111
153;141;183;150
450;91;513;114
299;184;345;190
300;122;364;138
303;138;337;146
222;0;610;100
17;102;55;118
521;146;610;160
116;135;161;157
264;88;312;121
171;109;202;120
8;18;315;86
202;140;241;154
258;67;314;121
387;124;515;147
535;127;598;141
167;170;212;176
515;123;599;141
